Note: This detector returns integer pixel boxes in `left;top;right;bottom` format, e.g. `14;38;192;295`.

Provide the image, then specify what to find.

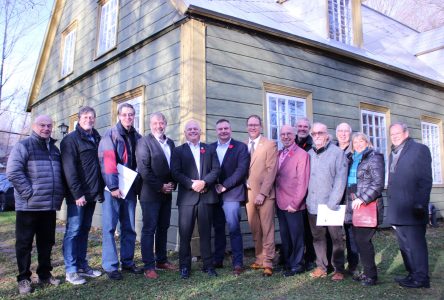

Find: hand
286;205;296;213
191;180;205;193
111;189;123;199
169;182;177;191
254;193;266;206
352;198;364;210
161;183;175;194
75;196;87;207
215;184;227;194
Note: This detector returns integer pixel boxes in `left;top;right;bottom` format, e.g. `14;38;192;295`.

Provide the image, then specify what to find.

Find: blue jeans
140;200;171;270
213;201;243;267
63;201;96;273
101;190;137;272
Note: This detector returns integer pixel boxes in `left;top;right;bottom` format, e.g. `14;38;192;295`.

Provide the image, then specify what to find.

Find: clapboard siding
38;0;184;101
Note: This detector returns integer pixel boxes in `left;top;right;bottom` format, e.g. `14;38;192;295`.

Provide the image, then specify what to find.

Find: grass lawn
0;211;443;300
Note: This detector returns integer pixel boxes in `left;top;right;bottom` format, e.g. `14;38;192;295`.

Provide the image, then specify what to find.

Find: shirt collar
187;141;200;148
249;135;261;144
217;138;231;146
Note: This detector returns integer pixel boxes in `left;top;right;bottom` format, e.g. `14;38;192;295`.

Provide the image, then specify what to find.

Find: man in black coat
387;122;433;288
61;106;104;285
171;119;221;279
136;112;176;280
211;119;250;276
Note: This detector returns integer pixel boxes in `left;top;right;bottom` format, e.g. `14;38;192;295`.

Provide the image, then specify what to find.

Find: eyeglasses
247;124;260;128
312;131;327;137
120;113;134;118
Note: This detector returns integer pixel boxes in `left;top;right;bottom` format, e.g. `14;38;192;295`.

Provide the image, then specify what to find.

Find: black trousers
308;213;345;272
303;210;316;264
352;226;377;278
178;202;214;270
345;224;360;271
394;225;429;282
15;211;56;282
277;208;305;271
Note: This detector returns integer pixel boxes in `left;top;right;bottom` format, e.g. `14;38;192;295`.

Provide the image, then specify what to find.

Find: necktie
250;141;255;156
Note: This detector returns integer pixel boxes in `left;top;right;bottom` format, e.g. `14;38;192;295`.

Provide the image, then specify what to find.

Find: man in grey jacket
6;115;65;295
306;122;348;281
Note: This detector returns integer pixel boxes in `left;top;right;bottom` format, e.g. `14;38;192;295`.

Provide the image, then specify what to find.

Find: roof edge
26;0;66;112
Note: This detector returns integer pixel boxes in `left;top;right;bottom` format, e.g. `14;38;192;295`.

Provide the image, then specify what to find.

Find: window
112;86;145;134
361;109;387;158
266;93;306;148
96;0;119;57
421;121;442;184
69;114;78;133
60;22;77;78
328;0;353;45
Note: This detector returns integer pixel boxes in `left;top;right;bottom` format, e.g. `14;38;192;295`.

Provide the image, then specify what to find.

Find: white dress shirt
187;141;201;178
248;135;261;153
156;136;171;167
216;138;231;165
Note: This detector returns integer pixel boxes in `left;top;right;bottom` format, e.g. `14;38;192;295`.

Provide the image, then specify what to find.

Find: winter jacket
345;149;385;224
6;131;65;211
98;121;141;192
61;124;104;204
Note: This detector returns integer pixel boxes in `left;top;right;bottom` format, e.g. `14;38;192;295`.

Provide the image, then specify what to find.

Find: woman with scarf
345;132;385;286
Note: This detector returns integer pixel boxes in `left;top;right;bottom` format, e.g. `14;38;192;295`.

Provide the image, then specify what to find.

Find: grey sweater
306;141;348;215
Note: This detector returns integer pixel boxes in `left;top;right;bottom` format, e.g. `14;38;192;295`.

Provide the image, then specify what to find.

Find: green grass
0;211;443;299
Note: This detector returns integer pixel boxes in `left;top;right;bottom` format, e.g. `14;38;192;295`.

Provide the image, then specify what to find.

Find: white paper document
316;204;346;226
105;164;138;199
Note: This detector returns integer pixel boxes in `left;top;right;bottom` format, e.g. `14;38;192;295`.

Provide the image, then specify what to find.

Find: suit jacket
136;133;175;202
171;142;220;206
246;136;278;201
275;143;310;211
387;138;433;225
210;139;250;202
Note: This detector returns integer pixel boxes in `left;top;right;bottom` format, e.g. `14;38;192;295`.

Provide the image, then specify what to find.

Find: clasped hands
191;180;206;193
161;182;176;194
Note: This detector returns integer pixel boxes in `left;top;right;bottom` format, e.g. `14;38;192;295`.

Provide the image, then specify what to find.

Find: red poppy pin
200;147;206;154
228;144;234;149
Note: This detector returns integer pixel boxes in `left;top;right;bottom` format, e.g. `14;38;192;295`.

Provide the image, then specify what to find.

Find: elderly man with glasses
306;122;348;281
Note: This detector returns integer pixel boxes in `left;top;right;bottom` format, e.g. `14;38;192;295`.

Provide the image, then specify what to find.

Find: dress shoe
180;268;190;279
233;266;244;276
122;264;144;274
250;263;264;270
213;262;224;269
202;268;218;277
398;278;430;289
361;276;377;286
394;275;412;284
156;262;177;270
305;261;317;272
310;267;327;278
144;269;159;279
283;268;304;277
107;270;123;280
263;267;273;277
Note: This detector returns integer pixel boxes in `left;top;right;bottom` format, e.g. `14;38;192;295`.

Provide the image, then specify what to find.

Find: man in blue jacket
98;103;143;280
211;119;249;276
61;106;104;285
7;115;65;295
387;122;433;288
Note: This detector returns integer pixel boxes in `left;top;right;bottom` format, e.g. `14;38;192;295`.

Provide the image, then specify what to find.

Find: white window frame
266;92;306;148
328;0;353;45
96;0;119;57
117;96;144;134
60;23;77;78
421;121;442;184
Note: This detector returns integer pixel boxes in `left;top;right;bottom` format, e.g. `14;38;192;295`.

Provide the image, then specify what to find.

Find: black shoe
353;273;366;282
180;268;190;279
283;268;304;277
213;262;224;269
202;268;218;277
305;262;316;272
107;270;123;280
394;275;412;284
122;265;143;274
361;276;377;286
399;278;430;289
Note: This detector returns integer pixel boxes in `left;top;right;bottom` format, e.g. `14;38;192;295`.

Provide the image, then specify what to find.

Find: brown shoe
331;272;344;281
233;266;244;276
156;262;177;270
144;269;159;279
263;267;273;277
310;267;327;278
250;263;264;270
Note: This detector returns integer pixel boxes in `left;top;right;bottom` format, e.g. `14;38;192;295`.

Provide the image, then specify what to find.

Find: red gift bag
352;200;377;227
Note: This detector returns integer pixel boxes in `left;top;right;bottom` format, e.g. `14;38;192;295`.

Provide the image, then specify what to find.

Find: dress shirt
187;141;201;178
248;135;261;154
216;138;231;165
156;136;171;167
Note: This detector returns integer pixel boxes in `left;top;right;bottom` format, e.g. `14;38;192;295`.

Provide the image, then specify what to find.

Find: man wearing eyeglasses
306;122;347;281
245;115;278;276
98;103;143;280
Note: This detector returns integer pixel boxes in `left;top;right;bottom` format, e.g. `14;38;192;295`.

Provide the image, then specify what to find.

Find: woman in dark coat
345;132;385;286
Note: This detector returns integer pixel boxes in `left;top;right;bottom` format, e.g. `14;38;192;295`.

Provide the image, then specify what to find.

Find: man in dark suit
136;112;177;280
171;119;221;279
387;122;433;289
211;119;250;276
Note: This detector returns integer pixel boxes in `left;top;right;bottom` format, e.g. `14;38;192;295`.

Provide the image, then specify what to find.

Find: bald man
171;120;221;279
7;115;65;295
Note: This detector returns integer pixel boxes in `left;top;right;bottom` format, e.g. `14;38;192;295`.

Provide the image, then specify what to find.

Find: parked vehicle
0;173;15;212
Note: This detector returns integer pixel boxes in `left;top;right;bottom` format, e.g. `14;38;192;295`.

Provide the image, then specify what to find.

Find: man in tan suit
245;115;278;276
